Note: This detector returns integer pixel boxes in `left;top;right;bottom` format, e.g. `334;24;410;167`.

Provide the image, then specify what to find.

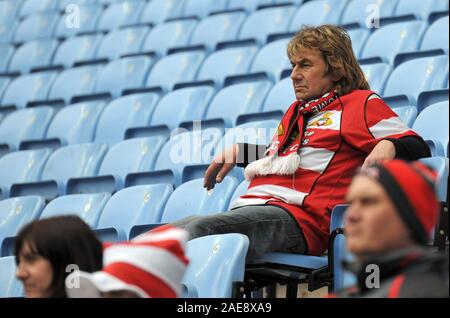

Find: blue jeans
172;205;307;259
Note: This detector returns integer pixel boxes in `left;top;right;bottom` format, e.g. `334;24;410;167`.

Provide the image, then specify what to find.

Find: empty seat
46;101;106;145
8;39;59;74
140;19;197;56
139;0;185;25
54;5;102;39
395;0;449;20
0;107;54;150
360;21;428;64
341;0;398;27
262;77;296;113
149;85;215;130
227;0;273;12
0;20;17;45
289;0;348;30
39;193;110;228
178;0;228;19
95;93;160;145
18;0;58;18
161;177;239;223
0;1;21;23
1;71;58;109
420;16;449;52
13;13;60;43
95;56;155;98
347;28;370;58
145;51;206;92
0;149;52;198
182;233;249;298
0;256;23;297
392;105;417;127
48;65;103;104
59;0;97;10
97;0;146;32
53;34;104;68
250;39;290;81
205;81;272;126
96;26;150;61
361;62;392;95
0;45;14;73
189;12;247;51
197;46;259;87
238;6;297;44
96;184;173;241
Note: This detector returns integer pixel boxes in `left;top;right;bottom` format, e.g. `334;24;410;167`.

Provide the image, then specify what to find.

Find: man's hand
362;140;396;169
204;144;238;190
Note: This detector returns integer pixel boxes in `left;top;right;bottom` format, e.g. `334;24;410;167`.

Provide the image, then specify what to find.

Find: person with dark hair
172;25;430;259
14;215;103;298
339;160;448;298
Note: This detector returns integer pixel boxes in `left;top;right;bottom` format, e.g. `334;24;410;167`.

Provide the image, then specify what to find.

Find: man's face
345;175;413;259
290;48;338;101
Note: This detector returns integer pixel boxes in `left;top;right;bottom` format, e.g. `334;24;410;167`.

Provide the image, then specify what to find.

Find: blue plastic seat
182;233;249;298
205;81;272;127
360;21;428;64
0;1;21;23
0;45;14;73
227;0;273;12
95;184;173;241
161;176;239;223
149;85;215;130
0;149;52;198
360;62;392;95
53;34;104;68
96;26;150;61
0;256;23;297
7;39;58;74
392;105;417;127
0;78;10;104
228;180;250;209
420;157;449;202
95;56;155;98
97;0;146;32
1;71;58;109
420;16;449;52
13;13;59;43
0;107;54;150
262;76;296;113
54;5;102;39
39;193;110;228
197;46;259;87
59;0;98;10
0;20;17;45
139;0;185;25
412;101;449;157
46;101;106;145
341;0;398;27
238;6;296;44
140;19;197;56
178;0;228;19
289;0;348;30
18;0;57;18
95;93;161;146
48;65;103;104
383;55;448;104
145;51;206;92
250;39;290;82
395;0;449;20
347;28;370;58
189;12;247;51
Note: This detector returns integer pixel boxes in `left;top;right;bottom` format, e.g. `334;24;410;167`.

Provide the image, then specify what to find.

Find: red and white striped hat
66;225;189;298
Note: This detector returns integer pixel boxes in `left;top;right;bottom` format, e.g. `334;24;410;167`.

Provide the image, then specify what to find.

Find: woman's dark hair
14;215;103;298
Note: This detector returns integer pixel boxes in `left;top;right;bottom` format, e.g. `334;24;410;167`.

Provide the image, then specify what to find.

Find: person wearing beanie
65;225;189;298
338;159;448;298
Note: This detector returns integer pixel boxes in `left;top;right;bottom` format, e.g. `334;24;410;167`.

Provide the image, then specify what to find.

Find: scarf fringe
244;153;300;181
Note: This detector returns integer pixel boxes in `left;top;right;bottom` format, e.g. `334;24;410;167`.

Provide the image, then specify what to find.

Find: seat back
8;39;58;74
96;26;149;61
53;34;103;68
361;62;392;95
97;0;146;32
0;256;23;297
250;39;291;81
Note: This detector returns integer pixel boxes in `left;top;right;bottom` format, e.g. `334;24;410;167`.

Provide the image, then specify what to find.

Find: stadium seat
39;193;111;228
238;6;297;44
228;180;250;209
59;0;97;10
178;0;228;19
95;93;161;146
145;51;206;92
420;16;449;53
161;176;239;223
95;184;173;241
13;13;60;44
0;107;54;150
361;62;392;95
0;20;17;45
249;38;291;82
0;45;14;73
0;256;23;297
392;105;417;128
189;12;247;51
0;149;52;198
95;56;155;98
18;0;58;18
204;80;272;127
0;1;21;23
383;55;449;104
196;46;259;87
288;0;348;30
360;21;428;64
54;5;102;39
0;78;10;107
7;39;59;74
227;0;273;12
395;0;449;21
412;101;449;157
53;34;104;69
97;0;146;32
48;65;103;105
182;233;249;298
1;71;58;109
95;26;150;61
341;0;398;27
347;28;370;58
139;0;185;25
262;76;296;113
140;19;198;56
420;157;449;202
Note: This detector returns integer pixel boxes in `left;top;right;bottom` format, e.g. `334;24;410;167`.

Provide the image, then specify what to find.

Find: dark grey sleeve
386;136;431;160
236;143;267;168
